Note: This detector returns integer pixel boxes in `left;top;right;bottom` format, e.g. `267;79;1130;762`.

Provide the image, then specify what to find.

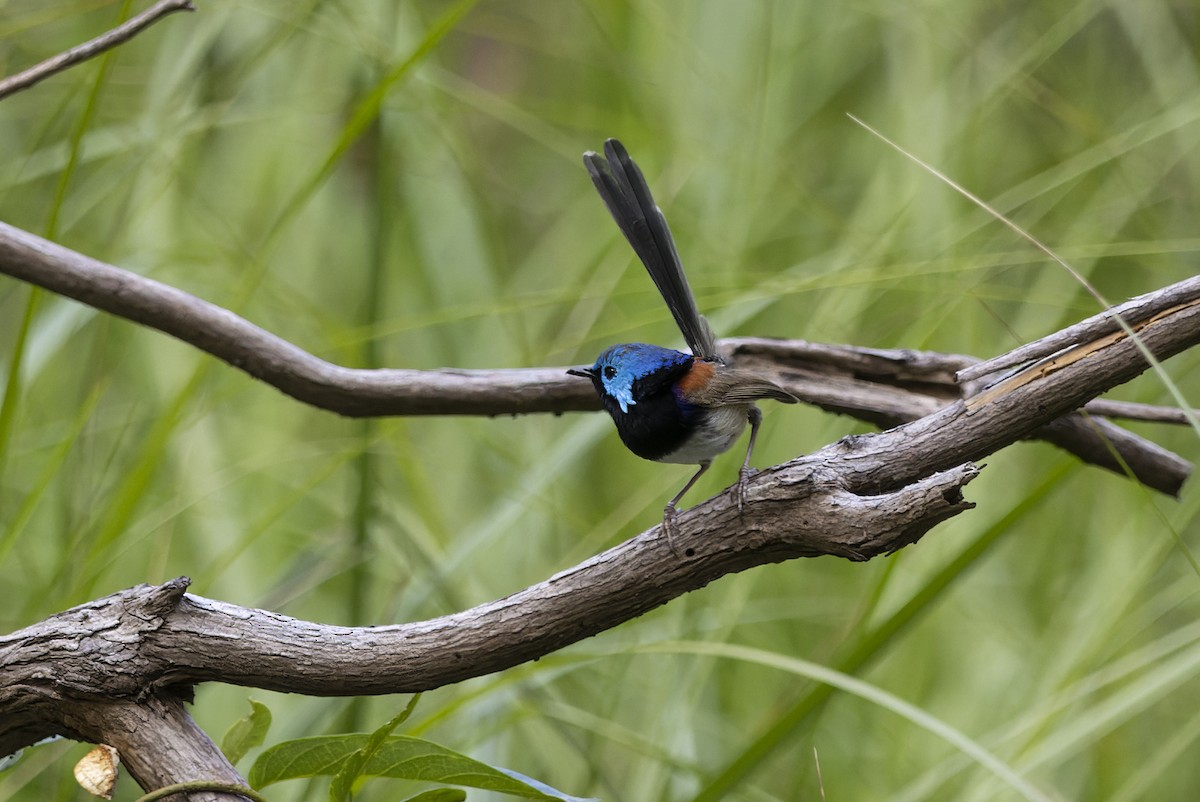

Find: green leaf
249;733;594;801
400;790;468;802
221;699;273;766
330;694;422;802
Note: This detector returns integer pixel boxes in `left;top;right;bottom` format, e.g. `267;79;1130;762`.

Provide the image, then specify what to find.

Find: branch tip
0;0;197;102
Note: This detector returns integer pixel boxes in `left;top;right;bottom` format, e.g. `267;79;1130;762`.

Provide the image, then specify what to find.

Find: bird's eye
603;365;617;380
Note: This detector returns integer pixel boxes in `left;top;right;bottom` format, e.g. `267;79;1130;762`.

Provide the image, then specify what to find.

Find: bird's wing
685;369;798;407
583;139;720;362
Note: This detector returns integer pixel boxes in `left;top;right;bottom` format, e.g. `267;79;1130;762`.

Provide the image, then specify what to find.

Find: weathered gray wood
1;463;977;763
0;580;250;800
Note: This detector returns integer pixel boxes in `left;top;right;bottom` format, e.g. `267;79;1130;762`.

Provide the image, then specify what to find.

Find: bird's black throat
596;362;695;462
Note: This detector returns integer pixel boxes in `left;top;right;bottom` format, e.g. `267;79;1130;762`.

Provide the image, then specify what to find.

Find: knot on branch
680;460;980;565
782;462;979;560
2;578;190;702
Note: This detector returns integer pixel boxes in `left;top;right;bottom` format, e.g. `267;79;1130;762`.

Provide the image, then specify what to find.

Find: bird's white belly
658;404;748;465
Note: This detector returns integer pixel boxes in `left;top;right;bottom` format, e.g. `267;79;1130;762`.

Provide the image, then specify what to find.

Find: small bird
568;139;797;553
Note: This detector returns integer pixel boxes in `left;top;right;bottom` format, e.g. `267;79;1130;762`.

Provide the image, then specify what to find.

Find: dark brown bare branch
0;1;195;102
1081;398;1200;425
0;221;589;417
2;463;979;760
0;579;249;800
839;296;1200;494
1034;414;1190;496
6;3;1193;798
0;221;1193;495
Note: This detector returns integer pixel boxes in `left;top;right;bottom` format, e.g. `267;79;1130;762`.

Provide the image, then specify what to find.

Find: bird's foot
734;466;756;513
662;504;690;558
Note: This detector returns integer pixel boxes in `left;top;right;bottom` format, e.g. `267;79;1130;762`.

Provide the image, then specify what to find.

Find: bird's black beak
566;367;595;379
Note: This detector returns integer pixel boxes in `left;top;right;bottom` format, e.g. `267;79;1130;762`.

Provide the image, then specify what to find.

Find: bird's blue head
568;343;693;413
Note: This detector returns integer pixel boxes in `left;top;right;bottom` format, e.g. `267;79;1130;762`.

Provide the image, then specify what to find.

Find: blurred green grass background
1;1;1198;800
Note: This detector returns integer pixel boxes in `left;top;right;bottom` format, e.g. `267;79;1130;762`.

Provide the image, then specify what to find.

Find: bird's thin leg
734;406;763;512
663;460;710;556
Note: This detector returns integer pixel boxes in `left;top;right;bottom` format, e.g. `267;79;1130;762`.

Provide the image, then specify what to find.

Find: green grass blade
693;462;1075;801
650;640;1056;802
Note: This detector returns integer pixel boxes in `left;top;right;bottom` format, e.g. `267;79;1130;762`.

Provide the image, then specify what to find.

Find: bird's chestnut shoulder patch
674;359;715;397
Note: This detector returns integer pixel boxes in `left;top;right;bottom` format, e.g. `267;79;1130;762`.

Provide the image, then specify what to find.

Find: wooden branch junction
1;5;1198;798
1;256;1197;796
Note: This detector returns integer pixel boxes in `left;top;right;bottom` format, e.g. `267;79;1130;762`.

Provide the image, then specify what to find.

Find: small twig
1084;399;1200;425
0;0;195;102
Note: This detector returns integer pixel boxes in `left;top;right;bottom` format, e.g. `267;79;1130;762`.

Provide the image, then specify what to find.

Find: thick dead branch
3;465;979;761
67;697;249;802
0;61;1196;778
0;579;250;800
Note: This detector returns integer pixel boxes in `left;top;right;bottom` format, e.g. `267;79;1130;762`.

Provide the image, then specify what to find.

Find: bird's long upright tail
583;138;720;362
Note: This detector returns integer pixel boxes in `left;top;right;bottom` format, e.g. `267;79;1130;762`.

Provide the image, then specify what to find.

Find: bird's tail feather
583;139;720;362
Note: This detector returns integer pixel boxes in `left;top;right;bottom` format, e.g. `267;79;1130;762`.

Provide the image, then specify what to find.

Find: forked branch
2;267;1198;789
5;2;1196;800
0;221;1194;493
